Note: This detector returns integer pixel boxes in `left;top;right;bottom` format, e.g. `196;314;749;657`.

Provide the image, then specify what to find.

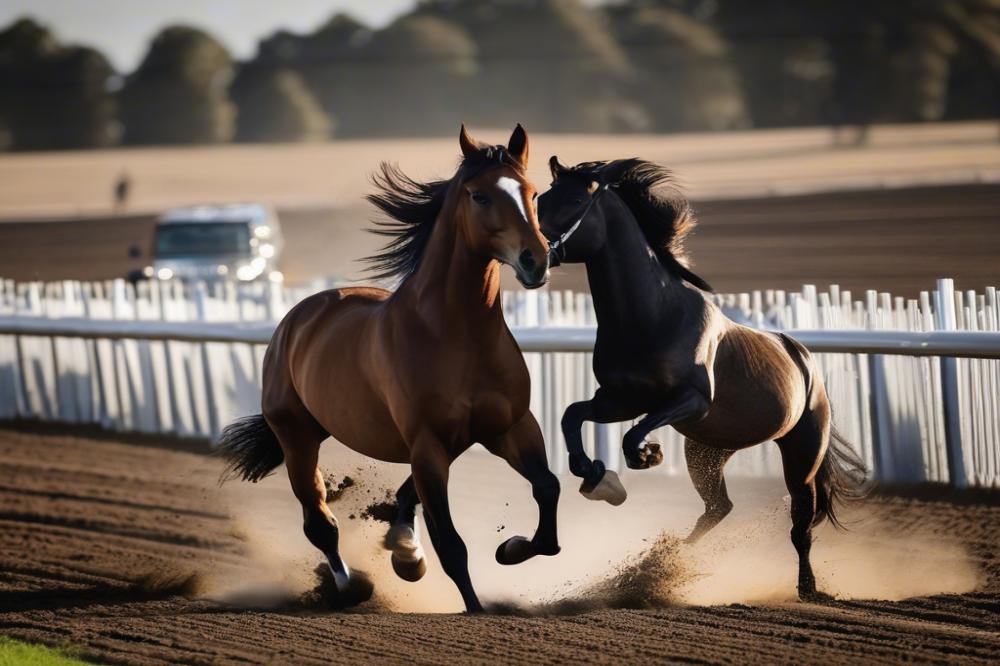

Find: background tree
345;13;478;136
709;0;835;129
119;25;235;144
230;62;329;142
418;0;641;132
0;18;117;150
256;13;371;136
606;2;749;132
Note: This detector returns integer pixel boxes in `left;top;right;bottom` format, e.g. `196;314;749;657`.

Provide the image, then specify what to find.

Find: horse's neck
586;200;686;335
396;206;504;329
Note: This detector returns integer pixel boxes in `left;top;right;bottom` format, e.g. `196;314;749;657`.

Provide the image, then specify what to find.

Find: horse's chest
407;361;528;441
594;346;681;394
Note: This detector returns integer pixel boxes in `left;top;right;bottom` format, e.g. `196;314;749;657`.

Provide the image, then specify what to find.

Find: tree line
1;0;997;150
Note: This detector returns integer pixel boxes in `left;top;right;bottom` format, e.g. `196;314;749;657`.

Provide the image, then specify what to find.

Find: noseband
548;183;610;266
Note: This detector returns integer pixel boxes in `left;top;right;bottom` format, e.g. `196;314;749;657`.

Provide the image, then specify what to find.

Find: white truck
134;204;284;283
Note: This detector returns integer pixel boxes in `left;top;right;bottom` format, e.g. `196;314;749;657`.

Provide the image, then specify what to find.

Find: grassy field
0;637;91;666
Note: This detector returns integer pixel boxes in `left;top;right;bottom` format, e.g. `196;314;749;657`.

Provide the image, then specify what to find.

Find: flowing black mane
365;146;523;281
565;158;712;292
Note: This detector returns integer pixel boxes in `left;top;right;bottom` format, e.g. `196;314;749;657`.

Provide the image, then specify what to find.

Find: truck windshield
154;222;251;258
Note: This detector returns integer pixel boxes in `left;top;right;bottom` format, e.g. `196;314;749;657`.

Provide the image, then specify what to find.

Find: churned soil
0;424;998;665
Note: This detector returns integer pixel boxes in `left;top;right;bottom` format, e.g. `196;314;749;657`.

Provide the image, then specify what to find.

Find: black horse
538;156;865;600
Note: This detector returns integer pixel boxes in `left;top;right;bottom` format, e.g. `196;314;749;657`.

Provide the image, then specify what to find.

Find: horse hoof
385;525;427;582
327;557;353;594
579;469;627;506
496;536;533;565
497;536;560;565
384;524;416;551
626;442;663;470
391;552;427;582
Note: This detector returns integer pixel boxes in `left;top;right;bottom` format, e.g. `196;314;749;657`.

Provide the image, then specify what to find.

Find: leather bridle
547;183;610;267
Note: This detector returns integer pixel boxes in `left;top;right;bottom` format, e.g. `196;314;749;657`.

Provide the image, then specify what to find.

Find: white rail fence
0;277;998;488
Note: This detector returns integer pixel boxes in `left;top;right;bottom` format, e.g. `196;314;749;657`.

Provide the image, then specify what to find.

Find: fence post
866;290;893;480
193;282;220;439
935;278;969;488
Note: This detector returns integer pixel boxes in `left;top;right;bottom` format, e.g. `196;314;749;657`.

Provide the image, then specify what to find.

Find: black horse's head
539;155;713;291
538;156;612;266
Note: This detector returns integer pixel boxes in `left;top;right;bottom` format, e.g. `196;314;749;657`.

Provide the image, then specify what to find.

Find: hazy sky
1;1;419;71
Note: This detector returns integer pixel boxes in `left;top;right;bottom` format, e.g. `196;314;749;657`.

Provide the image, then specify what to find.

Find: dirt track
0;425;998;664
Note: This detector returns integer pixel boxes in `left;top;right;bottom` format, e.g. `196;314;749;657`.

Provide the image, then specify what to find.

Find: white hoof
385;524;426;581
579;469;627;506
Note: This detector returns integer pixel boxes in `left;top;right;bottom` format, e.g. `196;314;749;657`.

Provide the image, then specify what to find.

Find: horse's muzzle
517;267;550;290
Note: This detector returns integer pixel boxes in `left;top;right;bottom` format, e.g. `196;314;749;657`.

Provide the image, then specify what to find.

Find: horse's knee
561;402;588;433
532;472;560;504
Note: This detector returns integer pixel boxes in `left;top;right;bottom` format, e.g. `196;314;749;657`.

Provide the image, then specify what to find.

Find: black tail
814;426;869;529
216;414;284;483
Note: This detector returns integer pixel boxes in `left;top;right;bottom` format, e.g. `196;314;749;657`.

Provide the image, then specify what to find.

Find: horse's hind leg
384;476;428;582
683;439;735;543
484;412;561;566
271;424;355;597
776;404;830;601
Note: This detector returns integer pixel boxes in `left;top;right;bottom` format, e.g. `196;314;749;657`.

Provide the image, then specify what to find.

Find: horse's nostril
519;249;536;270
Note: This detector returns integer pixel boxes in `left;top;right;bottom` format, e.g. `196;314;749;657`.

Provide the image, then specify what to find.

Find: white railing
1;277;998;488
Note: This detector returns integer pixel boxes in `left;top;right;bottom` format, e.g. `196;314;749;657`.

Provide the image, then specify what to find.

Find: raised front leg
483;412;560;565
384;476;427;582
621;389;709;469
561;390;640;506
409;436;483;613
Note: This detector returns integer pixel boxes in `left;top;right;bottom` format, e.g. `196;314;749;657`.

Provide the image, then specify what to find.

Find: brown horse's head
456;124;549;289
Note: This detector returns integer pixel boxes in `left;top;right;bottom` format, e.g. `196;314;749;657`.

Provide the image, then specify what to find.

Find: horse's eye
471;192;490;206
571;197;585;205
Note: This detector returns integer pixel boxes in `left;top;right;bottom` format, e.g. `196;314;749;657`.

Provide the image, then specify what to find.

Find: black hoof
625;442;663;470
391;552;427;582
496;536;534;565
496;536;560;565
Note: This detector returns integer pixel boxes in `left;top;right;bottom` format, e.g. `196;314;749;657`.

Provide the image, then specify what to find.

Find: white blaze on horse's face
496;176;530;226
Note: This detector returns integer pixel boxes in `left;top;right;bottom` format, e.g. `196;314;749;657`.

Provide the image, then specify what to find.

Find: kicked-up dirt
0;424;998;664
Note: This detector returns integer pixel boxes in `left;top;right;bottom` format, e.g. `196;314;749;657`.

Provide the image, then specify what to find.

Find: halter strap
548;183;610;264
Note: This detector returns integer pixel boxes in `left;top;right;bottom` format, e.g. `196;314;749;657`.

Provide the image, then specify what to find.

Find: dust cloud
203;441;980;613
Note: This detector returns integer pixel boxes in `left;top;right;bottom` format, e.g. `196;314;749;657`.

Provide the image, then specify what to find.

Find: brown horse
539;157;867;600
218;125;561;613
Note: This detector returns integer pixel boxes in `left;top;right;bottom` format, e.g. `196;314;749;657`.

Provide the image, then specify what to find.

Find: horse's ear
507;124;529;167
459;124;479;158
549;155;568;180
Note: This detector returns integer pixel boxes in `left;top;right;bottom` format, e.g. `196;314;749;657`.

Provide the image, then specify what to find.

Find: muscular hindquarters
675;325;809;449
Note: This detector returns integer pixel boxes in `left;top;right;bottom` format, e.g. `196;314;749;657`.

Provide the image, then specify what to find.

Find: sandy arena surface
0;424;997;664
0;122;998;296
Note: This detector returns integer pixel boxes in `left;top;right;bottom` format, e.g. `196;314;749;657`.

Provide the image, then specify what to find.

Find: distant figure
114;171;131;213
